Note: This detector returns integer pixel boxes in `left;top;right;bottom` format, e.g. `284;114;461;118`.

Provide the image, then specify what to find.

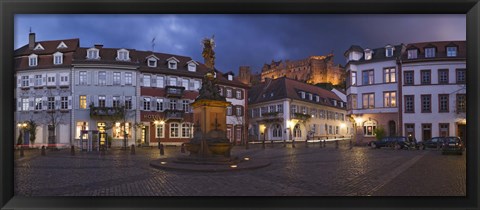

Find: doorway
142;126;149;146
422;124;432;141
457;124;466;146
388;120;396;136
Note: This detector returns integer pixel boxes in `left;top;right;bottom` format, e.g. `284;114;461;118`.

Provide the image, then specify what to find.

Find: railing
165;86;185;98
90;106;124;120
165;109;184;120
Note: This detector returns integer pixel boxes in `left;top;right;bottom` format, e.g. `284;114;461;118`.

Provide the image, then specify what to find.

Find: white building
248;77;351;142
400;41;466;142
345;44;406;144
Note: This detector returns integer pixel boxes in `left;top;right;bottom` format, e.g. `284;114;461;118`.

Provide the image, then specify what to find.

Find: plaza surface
14;142;466;196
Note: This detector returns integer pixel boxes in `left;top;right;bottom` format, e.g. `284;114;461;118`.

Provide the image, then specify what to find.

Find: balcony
165;86;185;98
165;109;184;120
90;106;124;120
291;112;312;121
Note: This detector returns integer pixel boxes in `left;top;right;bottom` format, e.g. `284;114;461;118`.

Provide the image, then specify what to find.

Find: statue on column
198;35;225;101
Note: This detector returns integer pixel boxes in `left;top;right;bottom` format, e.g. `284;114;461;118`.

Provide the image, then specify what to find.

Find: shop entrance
141;126;149;146
457;124;466;146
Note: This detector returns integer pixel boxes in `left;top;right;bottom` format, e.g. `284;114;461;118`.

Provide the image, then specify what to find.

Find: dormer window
407;49;418;59
86;48;100;60
53;52;63;65
116;49;130;61
57;41;68;49
364;49;372;60
425;47;436;58
166;57;180;70
28;54;38;67
228;75;233;81
385;46;394;57
300;91;305;99
33;43;44;51
148;58;157;67
447;46;457;57
187;60;198;72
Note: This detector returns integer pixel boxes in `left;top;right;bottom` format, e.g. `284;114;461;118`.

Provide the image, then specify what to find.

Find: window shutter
75;95;79;109
86;95;91;109
29;75;34;86
106;95;112;107
54;96;60;110
120;96;125;107
132;73;136;86
107;72;113;86
240;90;244;100
87;71;91;85
139;97;143;110
93;71;98;85
131;96;136;109
68;96;72;109
140;75;144;86
177;101;182;111
42;74;47;86
18;100;22;112
152;75;157;87
93;95;98;107
42;97;47;110
120;72;125;86
28;98;33;111
189;81;194;90
17;78;21;88
56;73;60;86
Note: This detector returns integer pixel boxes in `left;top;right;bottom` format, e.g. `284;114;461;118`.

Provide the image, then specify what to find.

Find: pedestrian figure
131;144;136;155
71;145;75;156
349;140;353;150
323;140;326;148
262;138;265;149
335;140;339;149
41;146;46;156
181;143;185;153
159;144;165;156
292;139;296;148
283;139;286;147
271;140;274;147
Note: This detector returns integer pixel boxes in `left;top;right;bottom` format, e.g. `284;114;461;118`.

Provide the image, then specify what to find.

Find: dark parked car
369;136;414;149
441;136;464;155
419;137;443;150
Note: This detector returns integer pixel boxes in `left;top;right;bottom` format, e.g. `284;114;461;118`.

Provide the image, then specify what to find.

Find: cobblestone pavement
14;142;466;196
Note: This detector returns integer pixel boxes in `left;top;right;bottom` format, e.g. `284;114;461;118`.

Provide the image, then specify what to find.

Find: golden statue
202;35;215;70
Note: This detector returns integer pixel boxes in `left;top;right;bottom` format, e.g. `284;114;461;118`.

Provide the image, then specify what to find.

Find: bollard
305;140;308;148
292;139;296;148
262;139;265;149
71;146;75;156
181;143;185;153
349;140;353;150
271;140;274;147
131;144;136;155
41;146;46;156
159;144;165;156
283;140;286;147
245;141;249;150
335;140;339;149
20;146;24;157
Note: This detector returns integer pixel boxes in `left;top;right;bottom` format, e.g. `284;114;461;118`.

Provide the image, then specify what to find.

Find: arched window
272;124;282;138
293;124;302;138
181;123;191;138
363;120;377;136
170;123;179;138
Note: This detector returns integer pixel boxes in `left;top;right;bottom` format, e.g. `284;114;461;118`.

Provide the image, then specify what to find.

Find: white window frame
125;72;132;85
21;76;29;87
182;78;189;90
447;47;457;57
86;48;100;60
386;47;394;57
79;71;87;85
170;123;180;138
53;52;63;65
28;54;38;67
156;76;164;88
143;74;151;87
364;49;372;60
181;123;191;138
168;61;177;69
407;49;418;59
425;48;436;58
156;124;165;138
116;49;130;61
147;58;158;67
188;63;196;72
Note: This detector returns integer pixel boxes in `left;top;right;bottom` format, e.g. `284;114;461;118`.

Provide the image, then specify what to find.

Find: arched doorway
293;124;302;140
388;120;396;136
271;124;283;140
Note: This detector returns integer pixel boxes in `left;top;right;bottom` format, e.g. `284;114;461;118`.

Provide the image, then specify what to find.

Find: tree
374;126;386;141
42;89;69;149
26;119;38;146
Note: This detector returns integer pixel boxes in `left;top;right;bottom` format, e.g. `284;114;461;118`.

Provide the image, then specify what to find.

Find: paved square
14;143;466;196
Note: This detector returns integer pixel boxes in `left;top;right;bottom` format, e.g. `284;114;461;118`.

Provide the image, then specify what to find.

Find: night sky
15;14;465;74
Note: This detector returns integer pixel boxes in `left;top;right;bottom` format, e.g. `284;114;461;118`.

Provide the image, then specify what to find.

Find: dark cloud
15;14;465;75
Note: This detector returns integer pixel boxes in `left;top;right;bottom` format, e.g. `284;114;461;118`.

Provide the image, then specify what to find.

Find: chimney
94;44;103;49
28;33;35;50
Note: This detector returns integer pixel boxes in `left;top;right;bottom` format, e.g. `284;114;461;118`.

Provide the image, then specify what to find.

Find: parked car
369;136;413;149
441;136;464;155
418;137;443;150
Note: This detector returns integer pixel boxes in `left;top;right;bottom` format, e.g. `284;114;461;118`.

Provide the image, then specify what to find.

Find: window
362;70;374;85
351;72;357;86
188;63;196;72
456;94;466;113
407;49;418;59
113;96;120;107
98;71;106;86
236;106;242;116
182;100;190;112
193;80;200;91
439;123;449;137
170;123;179;138
386;47;394;57
76;122;89;139
404;71;414;85
300;91;305;99
362;93;375;109
291;105;297;114
156;99;163;111
226;89;232;98
22;98;29;111
182;79;189;90
438;94;449;113
87;48;99;59
421;95;431;113
113;72;121;85
364;50;372;60
405;124;415;140
148;58;157;67
117;49;129;61
236;90;242;99
169;77;177;86
155;124;164;138
425;48;436;58
98;96;106;107
79;95;87;109
328;126;333;134
79;71;87;85
169;99;177;110
125;96;132;110
276;104;283;112
384;68;396;83
293;124;302;138
143;75;151;87
35;75;42;86
363;120;377;136
272;124;282;138
61;96;68;109
35;97;42;110
384;92;396;107
156;76;164;88
113;122;131;139
181;123;191;138
438;69;449;84
348;94;357;110
53;52;63;65
21;76;29;87
335;126;339;135
47;97;55;110
168;61;177;69
447;47;457;57
405;95;415;113
421;70;431;85
28;54;38;66
269;105;275;113
60;75;68;82
227;106;233;116
143;97;151;110
125;73;132;85
456;69;466;83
